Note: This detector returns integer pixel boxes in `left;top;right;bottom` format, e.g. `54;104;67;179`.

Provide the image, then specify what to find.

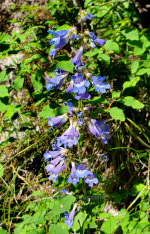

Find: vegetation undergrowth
0;0;149;233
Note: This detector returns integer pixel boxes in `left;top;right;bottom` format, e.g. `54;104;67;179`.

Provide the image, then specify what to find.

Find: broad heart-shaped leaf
103;40;120;53
109;107;125;121
0;85;8;97
0;70;9;82
100;216;119;233
12;76;24;90
56;61;74;73
121;28;139;41
123;76;140;90
0;164;4;177
49;223;69;234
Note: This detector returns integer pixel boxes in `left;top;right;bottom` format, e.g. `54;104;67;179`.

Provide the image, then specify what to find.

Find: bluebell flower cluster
44;11;112;229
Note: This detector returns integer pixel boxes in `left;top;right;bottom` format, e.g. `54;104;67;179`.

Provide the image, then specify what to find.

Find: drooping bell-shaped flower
46;72;68;91
83;13;95;21
67;162;80;185
43;148;68;162
47;161;66;183
61;203;78;228
48;27;76;58
54;67;64;76
75;92;91;100
56;119;80;148
71;46;83;66
91;76;110;93
48;113;69;130
88;119;110;144
85;31;105;48
75;163;90;178
85;170;98;187
76;62;85;72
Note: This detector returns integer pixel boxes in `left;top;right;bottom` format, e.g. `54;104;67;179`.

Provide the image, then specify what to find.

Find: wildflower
71;46;83;66
68;73;90;94
60;189;72;195
76;62;85;72
47;161;66;183
46;72;68;91
57;120;80;148
75;92;91;100
54;67;63;76
48;113;69;130
75;163;89;178
67;162;80;185
86;31;105;48
83;13;95;21
44;148;67;162
48;27;76;58
61;203;78;228
85;170;98;187
91;76;110;93
88;119;110;144
98;154;107;161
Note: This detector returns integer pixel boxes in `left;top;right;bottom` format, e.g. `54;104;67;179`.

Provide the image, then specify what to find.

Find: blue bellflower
83;13;95;21
46;72;68;91
75;163;90;178
86;31;105;48
71;46;83;66
67;162;80;185
47;161;66;183
91;76;110;93
43;148;68;162
85;170;98;187
56;120;80;148
48;113;69;129
88;119;110;144
48;27;76;58
61;203;78;228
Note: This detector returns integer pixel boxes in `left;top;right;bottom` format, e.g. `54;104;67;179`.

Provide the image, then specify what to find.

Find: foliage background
0;0;149;233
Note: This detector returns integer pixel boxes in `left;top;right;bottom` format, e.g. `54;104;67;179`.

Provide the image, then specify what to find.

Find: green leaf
121;28;139;41
112;91;121;99
123;76;140;90
104;40;120;53
0;228;8;234
0;70;9;82
12;76;24;90
0;85;8;97
4;105;20;120
31;191;46;197
132;100;144;109
0;164;4;177
109;107;125;121
31;70;43;92
100;216;119;233
84;49;99;57
0;100;7;113
136;69;147;76
57;24;71;30
131;61;139;74
56;61;74;73
97;53;110;64
39;105;56;118
49;223;69;234
134;46;145;56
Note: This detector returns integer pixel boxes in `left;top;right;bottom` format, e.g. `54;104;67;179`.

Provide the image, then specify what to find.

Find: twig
11;162;29;185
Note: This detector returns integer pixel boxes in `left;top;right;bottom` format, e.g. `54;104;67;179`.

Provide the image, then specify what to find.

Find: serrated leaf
0;164;4;177
56;61;74;73
123;76;140;89
12;76;24;90
121;28;139;41
0;70;9;82
0;85;8;97
131;61;139;74
109;107;125;121
104;40;119;53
